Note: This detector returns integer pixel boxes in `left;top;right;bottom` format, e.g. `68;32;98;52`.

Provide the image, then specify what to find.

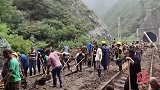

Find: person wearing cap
13;52;18;59
101;40;111;71
13;52;26;78
0;48;21;90
115;41;124;71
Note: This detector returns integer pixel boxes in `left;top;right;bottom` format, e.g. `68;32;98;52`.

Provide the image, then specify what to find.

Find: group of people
0;39;160;90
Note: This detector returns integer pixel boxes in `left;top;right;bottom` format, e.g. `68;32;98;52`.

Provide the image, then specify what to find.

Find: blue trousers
29;61;36;76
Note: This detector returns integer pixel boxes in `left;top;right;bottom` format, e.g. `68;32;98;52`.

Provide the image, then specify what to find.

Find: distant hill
82;0;118;17
103;0;160;42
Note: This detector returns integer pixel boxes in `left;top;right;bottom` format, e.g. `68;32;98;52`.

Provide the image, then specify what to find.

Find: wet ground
0;47;159;90
26;48;160;90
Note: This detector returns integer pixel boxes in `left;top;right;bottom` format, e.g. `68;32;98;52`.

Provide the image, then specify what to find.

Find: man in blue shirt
87;41;93;54
19;52;29;77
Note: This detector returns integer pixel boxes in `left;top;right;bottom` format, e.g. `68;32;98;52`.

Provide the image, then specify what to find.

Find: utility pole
159;28;160;45
118;17;121;41
136;28;139;41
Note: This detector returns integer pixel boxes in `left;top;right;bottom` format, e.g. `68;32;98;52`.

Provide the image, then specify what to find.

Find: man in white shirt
95;47;102;77
62;52;70;71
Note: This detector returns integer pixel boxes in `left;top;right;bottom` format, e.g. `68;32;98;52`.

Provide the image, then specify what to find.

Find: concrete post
159;28;160;45
137;28;139;41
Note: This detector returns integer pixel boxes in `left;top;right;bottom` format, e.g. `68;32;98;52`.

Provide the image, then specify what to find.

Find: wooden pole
128;61;131;90
61;57;71;72
137;28;139;41
71;58;84;72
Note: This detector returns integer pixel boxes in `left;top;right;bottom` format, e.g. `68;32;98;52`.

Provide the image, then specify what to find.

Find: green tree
0;0;15;22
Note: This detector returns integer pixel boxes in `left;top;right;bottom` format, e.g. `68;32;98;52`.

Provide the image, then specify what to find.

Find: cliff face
101;0;160;42
139;7;160;41
141;8;160;29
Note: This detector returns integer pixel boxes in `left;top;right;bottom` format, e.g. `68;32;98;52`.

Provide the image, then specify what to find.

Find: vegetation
0;0;98;52
103;0;160;42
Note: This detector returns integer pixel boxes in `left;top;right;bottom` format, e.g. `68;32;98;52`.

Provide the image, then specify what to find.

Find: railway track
1;47;159;90
99;62;128;90
99;47;156;90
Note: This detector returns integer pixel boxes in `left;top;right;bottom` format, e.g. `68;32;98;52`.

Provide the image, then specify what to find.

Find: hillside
82;0;118;18
0;0;101;52
103;0;160;42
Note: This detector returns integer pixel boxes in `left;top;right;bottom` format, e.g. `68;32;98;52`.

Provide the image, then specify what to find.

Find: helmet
13;52;18;58
101;41;106;44
17;52;20;55
117;41;122;45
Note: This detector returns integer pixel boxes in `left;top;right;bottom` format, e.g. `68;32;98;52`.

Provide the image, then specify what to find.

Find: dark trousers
92;56;96;70
76;59;82;71
64;58;70;71
88;61;91;67
23;66;28;77
52;66;62;86
84;54;87;64
116;60;122;71
101;59;107;70
136;52;142;61
4;81;21;90
124;77;139;90
37;61;41;73
29;61;36;76
42;63;47;74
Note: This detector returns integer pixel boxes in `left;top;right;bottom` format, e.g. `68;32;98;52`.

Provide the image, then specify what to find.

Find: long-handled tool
71;58;84;72
65;58;84;76
61;57;71;72
128;61;131;90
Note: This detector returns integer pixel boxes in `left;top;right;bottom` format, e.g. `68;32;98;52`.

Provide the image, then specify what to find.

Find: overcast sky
82;0;118;17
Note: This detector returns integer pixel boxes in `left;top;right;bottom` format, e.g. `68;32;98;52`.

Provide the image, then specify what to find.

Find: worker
92;41;98;70
101;41;110;71
95;44;103;77
62;52;70;71
124;49;141;90
76;49;85;72
28;46;38;76
115;41;124;71
47;49;63;88
0;48;21;90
